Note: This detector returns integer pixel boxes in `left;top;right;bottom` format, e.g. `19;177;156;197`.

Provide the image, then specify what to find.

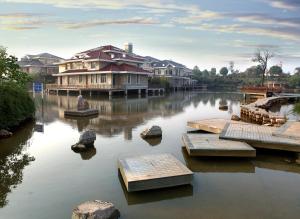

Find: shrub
0;83;35;130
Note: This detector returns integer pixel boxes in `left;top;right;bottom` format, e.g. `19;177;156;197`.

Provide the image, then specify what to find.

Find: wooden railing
45;84;148;90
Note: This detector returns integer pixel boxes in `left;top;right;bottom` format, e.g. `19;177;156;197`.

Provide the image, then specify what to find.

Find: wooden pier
220;123;300;152
118;154;193;192
182;133;256;157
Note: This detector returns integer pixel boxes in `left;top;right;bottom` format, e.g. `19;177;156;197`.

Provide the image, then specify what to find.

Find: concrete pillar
124;90;128;96
67;90;69;96
89;91;92;97
56;90;59;96
138;89;141;97
79;90;82;95
145;89;148;96
109;90;113;97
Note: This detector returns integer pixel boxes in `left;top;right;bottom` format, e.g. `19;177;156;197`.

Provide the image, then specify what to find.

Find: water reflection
142;137;162;146
0;122;35;208
43;92;242;139
118;171;193;205
182;148;255;173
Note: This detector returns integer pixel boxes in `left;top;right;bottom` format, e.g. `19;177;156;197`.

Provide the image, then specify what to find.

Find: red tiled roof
85;50;112;60
100;63;150;73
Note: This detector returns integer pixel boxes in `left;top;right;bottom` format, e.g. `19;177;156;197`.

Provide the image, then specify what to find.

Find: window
91;62;96;69
101;74;106;83
127;74;131;84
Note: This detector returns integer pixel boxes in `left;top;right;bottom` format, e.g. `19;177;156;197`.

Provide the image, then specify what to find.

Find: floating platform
220;123;300;152
182;133;256;157
64;109;99;117
187;118;244;134
118;153;193;192
272;121;300;140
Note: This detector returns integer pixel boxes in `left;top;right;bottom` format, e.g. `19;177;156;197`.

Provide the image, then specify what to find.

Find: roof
24;53;63;60
144;56;161;63
151;60;186;68
18;59;44;66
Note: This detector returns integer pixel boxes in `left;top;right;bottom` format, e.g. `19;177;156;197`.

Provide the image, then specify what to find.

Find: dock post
79;90;82;95
109;90;113;99
138;89;141;97
89;91;92;97
56;90;59;96
145;89;148;97
67;90;69;96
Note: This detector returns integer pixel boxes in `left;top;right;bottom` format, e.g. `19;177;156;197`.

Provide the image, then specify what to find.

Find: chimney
124;42;133;54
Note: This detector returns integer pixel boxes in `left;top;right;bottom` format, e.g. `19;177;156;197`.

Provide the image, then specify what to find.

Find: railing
241;86;282;94
45;84;147;90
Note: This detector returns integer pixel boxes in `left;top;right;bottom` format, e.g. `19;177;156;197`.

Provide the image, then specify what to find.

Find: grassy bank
0;83;35;130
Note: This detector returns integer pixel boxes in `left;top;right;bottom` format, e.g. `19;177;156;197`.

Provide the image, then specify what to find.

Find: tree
202;69;209;77
252;49;274;86
219;67;228;76
269;65;283;76
295;67;300;75
192;65;202;79
0;46;31;87
210;68;217;76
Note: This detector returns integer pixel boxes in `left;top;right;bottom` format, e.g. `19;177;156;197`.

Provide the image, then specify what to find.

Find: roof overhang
53;71;151;76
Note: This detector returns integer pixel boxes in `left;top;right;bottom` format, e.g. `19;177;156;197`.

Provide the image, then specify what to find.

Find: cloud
62;17;159;29
267;0;300;10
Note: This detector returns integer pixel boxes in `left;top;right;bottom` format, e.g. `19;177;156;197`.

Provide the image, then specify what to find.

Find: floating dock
272;121;300;140
64;109;99;117
220;123;300;152
182;133;256;157
187;118;245;134
118;154;193;192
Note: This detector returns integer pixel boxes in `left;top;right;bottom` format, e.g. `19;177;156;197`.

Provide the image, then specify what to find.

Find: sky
0;0;300;73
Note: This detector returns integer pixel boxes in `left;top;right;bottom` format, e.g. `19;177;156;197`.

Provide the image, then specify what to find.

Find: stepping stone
220;123;300;152
187;118;245;134
272;121;300;140
118;154;193;192
182;133;256;157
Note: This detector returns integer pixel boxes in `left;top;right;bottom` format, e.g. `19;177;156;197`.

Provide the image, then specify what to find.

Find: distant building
18;53;64;76
48;45;151;94
146;59;194;89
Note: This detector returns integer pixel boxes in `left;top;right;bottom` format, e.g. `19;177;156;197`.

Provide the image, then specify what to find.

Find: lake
1;92;300;219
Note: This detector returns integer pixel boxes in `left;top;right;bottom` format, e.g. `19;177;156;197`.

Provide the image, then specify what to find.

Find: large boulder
0;129;12;139
79;130;96;147
77;95;89;111
140;126;162;138
72;200;120;219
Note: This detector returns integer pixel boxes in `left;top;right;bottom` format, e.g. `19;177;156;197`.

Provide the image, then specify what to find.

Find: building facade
47;45;151;95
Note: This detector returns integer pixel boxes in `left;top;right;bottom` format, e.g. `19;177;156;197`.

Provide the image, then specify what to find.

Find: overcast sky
0;0;300;72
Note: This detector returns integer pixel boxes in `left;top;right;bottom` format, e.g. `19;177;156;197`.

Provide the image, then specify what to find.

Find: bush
0;83;35;130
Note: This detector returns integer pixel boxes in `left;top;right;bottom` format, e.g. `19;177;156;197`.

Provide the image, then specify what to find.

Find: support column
109;90;113;99
124;89;128;96
79;90;82;95
138;89;141;97
56;90;59;96
89;91;92;97
67;90;69;96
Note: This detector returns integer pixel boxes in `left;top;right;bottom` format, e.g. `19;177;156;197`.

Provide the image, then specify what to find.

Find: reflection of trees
0;122;35;208
44;92;243;138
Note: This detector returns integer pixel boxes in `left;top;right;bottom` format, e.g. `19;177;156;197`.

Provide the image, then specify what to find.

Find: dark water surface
1;92;300;219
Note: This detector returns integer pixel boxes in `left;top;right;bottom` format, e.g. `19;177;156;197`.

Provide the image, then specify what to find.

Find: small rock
79;130;96;147
72;200;120;219
231;114;241;121
77;95;89;111
219;105;228;110
71;143;88;152
141;126;162;138
0;129;12;139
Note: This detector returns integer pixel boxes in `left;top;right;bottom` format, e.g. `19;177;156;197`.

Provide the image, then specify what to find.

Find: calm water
1;92;300;219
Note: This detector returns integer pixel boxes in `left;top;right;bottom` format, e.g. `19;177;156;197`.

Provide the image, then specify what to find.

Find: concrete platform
182;133;256;157
64;109;99;117
118;153;193;192
220;123;300;152
272;121;300;140
187;118;244;134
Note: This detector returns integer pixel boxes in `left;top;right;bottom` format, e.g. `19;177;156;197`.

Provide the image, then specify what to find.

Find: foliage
0;46;32;87
210;68;217;76
269;65;283;76
252;49;274;86
288;74;300;88
219;67;228;76
294;103;300;115
0;82;35;129
148;77;170;89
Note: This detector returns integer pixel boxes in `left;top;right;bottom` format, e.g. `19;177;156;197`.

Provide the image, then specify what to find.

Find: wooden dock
187;118;245;134
272;121;300;140
118;154;193;192
220;123;300;152
182;133;256;157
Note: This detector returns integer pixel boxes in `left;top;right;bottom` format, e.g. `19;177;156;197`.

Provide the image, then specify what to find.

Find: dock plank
187;118;245;134
182;133;256;157
118;154;193;192
272;121;300;140
220;123;300;152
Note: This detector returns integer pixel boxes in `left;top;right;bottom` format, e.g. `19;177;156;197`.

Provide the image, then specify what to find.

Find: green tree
269;65;283;76
192;65;202;79
202;69;209;77
252;49;274;86
219;67;228;76
0;46;31;87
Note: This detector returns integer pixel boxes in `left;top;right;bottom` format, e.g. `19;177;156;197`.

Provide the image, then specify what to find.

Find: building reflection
44;92;243;139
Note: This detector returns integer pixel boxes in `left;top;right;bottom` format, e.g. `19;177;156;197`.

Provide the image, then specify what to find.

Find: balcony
45;84;148;91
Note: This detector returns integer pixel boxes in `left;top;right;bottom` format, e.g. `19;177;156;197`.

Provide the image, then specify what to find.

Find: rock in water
72;200;120;219
77;95;89;111
231;114;241;121
0;129;12;139
79;130;96;147
71;143;88;152
140;126;162;138
219;105;228;111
